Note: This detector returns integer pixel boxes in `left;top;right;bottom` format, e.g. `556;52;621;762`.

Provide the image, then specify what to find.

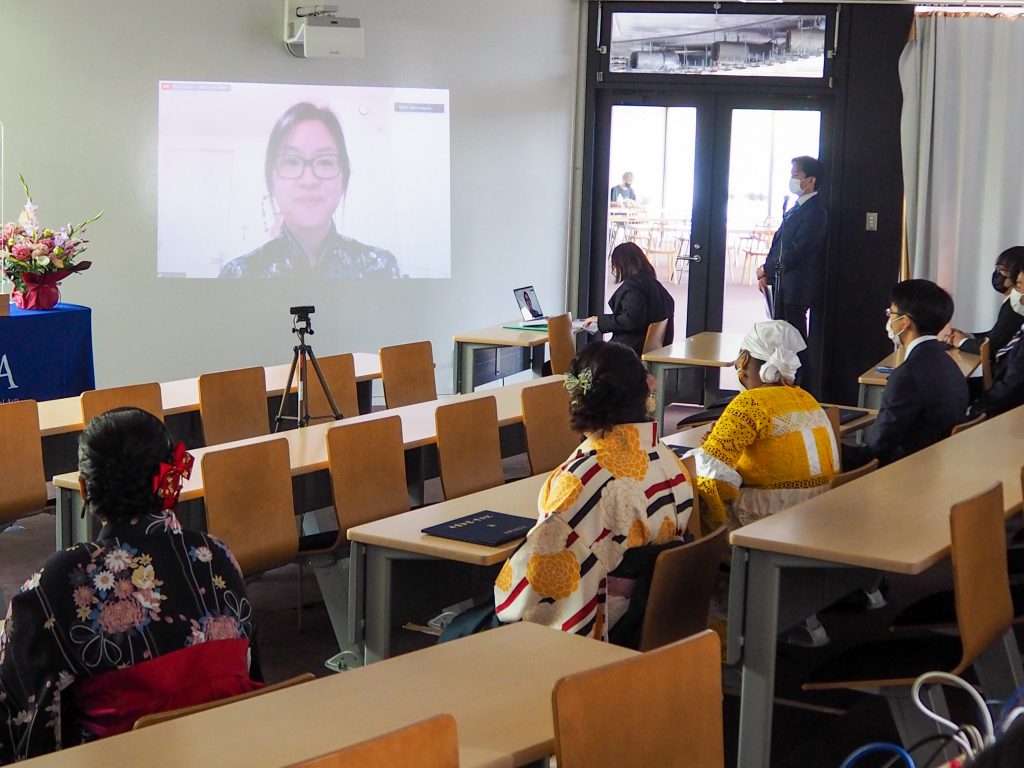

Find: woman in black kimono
0;408;259;760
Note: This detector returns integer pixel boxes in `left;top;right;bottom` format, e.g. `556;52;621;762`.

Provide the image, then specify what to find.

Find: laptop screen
514;286;544;321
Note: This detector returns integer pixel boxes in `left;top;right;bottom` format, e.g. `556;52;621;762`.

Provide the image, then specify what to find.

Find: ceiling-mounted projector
284;2;364;58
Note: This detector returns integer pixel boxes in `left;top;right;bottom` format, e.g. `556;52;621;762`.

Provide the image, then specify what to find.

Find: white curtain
900;12;1024;331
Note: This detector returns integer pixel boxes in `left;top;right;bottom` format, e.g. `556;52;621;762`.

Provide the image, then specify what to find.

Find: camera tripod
274;310;342;431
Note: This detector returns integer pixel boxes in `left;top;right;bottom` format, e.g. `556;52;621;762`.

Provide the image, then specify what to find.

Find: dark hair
609;242;656;284
78;407;175;523
568;341;650;433
997;246;1024;279
890;279;955;335
791;155;825;187
265;102;351;193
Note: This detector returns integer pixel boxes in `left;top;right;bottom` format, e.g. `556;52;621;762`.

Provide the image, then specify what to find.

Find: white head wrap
740;320;807;385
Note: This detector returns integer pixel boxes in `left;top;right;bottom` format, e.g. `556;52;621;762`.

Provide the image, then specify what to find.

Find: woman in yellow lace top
686;320;838;530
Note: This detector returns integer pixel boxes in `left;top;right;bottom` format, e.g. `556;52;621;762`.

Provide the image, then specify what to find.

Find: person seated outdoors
845;279;969;469
494;341;694;643
969;260;1024;419
610;171;637;207
0;408;260;760
582;242;675;356
942;245;1024;357
684;320;838;530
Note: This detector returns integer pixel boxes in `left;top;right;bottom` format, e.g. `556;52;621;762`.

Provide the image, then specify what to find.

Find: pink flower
203;615;239;642
72;585;95;608
11;244;31;260
97;599;144;634
113;579;134;600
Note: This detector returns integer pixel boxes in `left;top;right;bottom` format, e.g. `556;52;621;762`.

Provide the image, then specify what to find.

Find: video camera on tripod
274;305;343;430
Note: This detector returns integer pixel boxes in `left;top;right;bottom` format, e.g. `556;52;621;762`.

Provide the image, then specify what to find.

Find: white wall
0;0;579;395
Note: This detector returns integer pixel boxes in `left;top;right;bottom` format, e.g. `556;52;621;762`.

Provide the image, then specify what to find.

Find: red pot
12;283;61;310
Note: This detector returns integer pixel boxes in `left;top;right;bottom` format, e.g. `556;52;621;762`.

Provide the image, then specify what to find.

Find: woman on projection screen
219;102;400;278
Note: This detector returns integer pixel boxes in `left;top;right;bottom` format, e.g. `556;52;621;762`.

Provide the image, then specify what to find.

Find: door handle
678;253;702;263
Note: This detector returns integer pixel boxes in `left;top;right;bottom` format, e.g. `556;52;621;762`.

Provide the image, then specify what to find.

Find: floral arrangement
1;174;102;308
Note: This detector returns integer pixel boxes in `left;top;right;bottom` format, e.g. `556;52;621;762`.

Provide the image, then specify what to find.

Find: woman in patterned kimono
494;341;694;641
0;408;259;761
685;320;839;531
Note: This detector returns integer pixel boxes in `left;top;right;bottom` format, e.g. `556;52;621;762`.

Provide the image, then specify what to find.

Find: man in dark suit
968;259;1024;418
844;279;969;468
757;156;828;391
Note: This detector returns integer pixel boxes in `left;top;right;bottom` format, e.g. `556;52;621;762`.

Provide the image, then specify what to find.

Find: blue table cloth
0;302;95;403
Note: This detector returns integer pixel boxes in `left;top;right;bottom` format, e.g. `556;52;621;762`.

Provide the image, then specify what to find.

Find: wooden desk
453;323;550;394
17;623;635;768
727;404;1024;768
641;332;745;430
36;354;382;437
857;347;979;408
347;474;546;663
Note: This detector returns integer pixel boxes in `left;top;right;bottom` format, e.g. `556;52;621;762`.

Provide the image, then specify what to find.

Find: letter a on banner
0;354;18;390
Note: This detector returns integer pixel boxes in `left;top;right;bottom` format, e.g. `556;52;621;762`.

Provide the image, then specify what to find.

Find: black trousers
774;302;816;394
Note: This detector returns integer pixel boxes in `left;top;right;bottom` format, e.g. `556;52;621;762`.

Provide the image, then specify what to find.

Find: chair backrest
435;395;504;499
642;319;669;354
201;438;299;576
521;380;581;475
639;524;729;652
823;406;841;470
81;382;163;425
133;673;314;729
828;458;879;489
306;353;360;423
380;341;436;409
0;400;47;524
289;714;459;768
552;630;724;768
951;412;985;436
547;313;575;375
980;337;993;391
198;366;270;446
951;481;1013;671
327;415;410;538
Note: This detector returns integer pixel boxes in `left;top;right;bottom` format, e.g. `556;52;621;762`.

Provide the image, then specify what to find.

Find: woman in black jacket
583;242;675;355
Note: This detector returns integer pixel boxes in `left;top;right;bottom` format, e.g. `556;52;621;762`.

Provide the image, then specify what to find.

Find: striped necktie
996;326;1023;360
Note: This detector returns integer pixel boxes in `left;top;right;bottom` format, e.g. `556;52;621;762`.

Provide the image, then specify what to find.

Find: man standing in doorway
757;155;828;391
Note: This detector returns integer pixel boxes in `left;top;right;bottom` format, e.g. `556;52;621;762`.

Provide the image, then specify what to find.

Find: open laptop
514;285;549;326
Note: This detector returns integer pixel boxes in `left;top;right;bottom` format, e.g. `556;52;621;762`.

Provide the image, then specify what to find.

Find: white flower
33;254;50;267
104;549;132;573
194;546;213;563
12;710;31;726
592;537;625;570
92;571;115;592
597;478;648;536
20;572;41;592
523;602;561;627
530;518;569;555
56;671;75;692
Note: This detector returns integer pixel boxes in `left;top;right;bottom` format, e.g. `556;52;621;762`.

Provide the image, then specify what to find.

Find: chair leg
883;685;959;765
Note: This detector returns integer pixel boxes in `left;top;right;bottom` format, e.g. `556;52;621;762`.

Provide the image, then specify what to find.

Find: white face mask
886;315;904;348
1011;289;1024;317
788;177;804;196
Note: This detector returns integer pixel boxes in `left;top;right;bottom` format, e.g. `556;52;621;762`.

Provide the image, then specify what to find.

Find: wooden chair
639;524;729;652
642;318;669;355
823;405;842;471
980;337;993;391
133;673;314;729
803;482;1016;759
951;412;985;436
307;353;360;424
198;366;269;446
0;400;49;526
547;313;575;375
201;439;303;576
520;380;581;475
553;630;724;768
327;415;410;538
380;341;436;409
81;382;163;424
829;458;879;489
289;714;459;768
435;395;504;499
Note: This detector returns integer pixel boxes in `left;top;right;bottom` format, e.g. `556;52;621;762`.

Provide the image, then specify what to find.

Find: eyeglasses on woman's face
274;153;342;180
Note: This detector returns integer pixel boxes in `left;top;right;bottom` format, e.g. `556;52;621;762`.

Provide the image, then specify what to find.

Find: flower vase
12;283;60;311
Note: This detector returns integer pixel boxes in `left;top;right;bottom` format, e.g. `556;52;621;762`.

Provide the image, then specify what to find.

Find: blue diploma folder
422;511;535;546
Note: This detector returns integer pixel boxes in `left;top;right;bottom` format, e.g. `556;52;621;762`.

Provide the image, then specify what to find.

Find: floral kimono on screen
0;510;258;761
494;422;694;640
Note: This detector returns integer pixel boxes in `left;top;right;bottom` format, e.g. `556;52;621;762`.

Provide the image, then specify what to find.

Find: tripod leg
274;347;302;433
298;346;310;428
307;348;343;420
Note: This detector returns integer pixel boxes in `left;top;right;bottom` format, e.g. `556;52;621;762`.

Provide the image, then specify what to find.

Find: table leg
975;628;1024;701
858;382;867;408
56;486;89;551
648;361;669;434
363;545;393;664
735;547;781;768
530;345;546;378
454;341;479;395
356;380;372;414
702;366;719;408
